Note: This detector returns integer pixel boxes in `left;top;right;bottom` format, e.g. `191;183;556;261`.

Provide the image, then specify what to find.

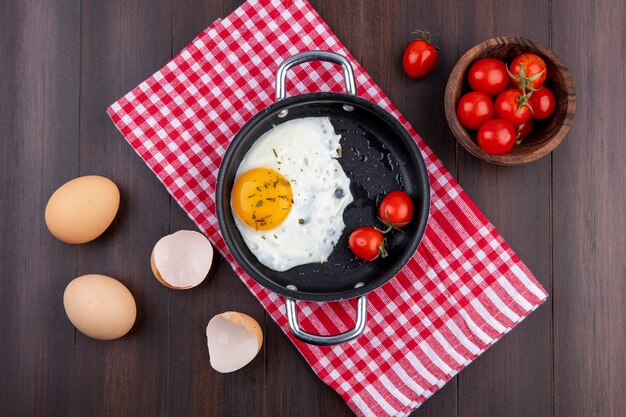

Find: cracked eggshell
151;230;213;289
206;312;263;373
63;274;136;340
45;175;120;244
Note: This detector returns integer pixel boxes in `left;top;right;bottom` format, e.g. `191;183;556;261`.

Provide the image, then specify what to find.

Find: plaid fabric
107;1;548;415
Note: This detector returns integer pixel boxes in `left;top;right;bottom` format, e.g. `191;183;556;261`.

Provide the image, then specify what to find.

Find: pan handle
285;283;367;346
275;50;357;101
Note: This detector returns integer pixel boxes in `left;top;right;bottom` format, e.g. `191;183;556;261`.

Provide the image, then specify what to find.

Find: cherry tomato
467;58;509;96
379;191;414;228
529;87;556;120
349;227;387;261
516;119;534;140
494;88;532;126
403;32;438;79
477;119;516;155
508;53;547;91
456;91;495;130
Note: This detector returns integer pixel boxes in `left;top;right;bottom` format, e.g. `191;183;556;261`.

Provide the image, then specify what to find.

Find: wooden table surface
1;0;624;416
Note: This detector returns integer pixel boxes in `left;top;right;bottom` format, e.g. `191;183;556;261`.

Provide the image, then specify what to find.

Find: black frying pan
216;51;430;345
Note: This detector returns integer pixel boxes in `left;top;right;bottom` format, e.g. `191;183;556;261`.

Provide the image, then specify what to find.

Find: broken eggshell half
206;312;263;373
151;230;213;289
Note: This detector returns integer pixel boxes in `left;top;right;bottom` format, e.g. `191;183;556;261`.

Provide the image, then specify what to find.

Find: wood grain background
1;1;624;416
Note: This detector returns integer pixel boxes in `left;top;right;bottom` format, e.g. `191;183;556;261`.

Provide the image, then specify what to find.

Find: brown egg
45;175;120;244
63;274;136;340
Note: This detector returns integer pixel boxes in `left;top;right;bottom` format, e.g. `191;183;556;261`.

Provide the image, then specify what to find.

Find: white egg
232;117;353;271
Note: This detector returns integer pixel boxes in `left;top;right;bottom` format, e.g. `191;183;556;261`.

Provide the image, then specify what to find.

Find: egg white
232;117;353;272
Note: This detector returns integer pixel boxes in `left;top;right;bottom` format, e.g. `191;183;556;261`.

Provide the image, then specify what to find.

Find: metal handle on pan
285;284;367;346
275;50;357;101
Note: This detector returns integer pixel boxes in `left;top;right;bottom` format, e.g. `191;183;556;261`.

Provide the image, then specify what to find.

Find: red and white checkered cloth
108;1;548;415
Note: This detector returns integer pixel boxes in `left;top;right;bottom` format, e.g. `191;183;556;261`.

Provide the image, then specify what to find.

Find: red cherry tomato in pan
477;119;517;155
494;88;532;126
403;31;438;79
379;191;414;228
529;87;556;120
349;227;387;261
508;53;547;91
468;58;509;96
456;91;495;130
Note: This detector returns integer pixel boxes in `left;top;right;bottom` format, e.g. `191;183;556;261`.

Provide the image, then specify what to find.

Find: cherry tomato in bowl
516;119;534;142
349;227;387;261
379;191;414;228
468;57;509;96
508;53;547;91
456;91;494;130
529;87;556;119
403;31;438;79
494;88;532;126
477;119;517;155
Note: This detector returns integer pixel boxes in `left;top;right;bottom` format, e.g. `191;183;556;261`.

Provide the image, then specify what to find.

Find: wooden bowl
444;36;576;166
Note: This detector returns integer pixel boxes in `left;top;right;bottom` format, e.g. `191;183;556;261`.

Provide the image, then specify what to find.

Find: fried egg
231;117;353;272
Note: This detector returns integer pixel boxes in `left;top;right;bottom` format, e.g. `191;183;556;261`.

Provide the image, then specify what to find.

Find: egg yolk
231;168;293;230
